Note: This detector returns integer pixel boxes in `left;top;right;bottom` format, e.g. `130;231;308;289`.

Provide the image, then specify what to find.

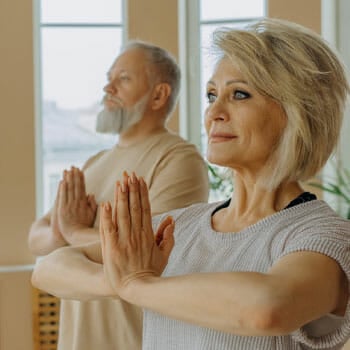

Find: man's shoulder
154;130;193;146
152;131;200;155
82;148;111;170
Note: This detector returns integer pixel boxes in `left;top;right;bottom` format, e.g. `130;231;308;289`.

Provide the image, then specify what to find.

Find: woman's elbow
246;302;299;336
229;298;297;336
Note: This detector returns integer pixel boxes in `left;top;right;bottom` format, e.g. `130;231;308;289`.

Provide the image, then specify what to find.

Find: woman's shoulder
152;201;221;228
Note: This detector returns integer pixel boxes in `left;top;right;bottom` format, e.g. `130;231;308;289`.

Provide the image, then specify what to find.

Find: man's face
96;48;152;134
104;48;151;110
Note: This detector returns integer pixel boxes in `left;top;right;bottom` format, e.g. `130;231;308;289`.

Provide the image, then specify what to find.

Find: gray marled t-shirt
144;200;350;350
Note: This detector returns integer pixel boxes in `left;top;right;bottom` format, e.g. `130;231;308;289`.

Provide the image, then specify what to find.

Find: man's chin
95;108;123;134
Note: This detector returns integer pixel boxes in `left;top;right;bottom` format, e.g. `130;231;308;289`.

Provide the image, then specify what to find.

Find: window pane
41;0;122;23
41;27;121;210
200;0;264;21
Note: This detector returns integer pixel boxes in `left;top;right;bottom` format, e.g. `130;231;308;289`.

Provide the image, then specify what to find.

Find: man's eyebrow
107;69;129;80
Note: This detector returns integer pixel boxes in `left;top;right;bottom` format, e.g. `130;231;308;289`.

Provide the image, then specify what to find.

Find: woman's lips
209;133;237;143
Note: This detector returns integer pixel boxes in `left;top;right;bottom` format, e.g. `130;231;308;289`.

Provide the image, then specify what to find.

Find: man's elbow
31;259;48;291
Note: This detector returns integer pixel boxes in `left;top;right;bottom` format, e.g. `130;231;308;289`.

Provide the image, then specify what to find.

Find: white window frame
33;0;126;216
178;0;267;151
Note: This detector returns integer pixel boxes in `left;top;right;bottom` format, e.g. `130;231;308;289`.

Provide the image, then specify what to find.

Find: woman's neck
212;177;304;233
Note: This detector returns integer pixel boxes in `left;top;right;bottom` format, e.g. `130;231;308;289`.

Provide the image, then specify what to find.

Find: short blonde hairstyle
212;18;349;189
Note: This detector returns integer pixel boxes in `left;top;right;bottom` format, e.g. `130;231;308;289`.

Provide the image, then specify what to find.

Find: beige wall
0;0;36;266
3;1;349;350
0;0;37;347
127;0;179;132
268;0;321;32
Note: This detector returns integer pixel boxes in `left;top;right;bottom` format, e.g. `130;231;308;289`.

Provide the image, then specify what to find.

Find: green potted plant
309;164;350;219
207;163;233;202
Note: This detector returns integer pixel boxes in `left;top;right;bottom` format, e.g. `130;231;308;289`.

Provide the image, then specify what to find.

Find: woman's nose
206;102;229;122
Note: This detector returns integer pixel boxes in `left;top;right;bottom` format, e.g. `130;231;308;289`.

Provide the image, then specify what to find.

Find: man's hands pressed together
54;167;97;242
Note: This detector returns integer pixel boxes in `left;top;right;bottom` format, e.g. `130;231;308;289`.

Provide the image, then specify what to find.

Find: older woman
99;18;350;349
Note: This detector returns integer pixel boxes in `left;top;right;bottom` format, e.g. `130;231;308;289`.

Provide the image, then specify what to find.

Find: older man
29;41;209;350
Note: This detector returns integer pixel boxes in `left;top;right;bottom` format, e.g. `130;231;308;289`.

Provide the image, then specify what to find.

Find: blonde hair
212;18;349;189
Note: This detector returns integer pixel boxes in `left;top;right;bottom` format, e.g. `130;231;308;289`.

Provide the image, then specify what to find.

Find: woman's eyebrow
206;79;248;87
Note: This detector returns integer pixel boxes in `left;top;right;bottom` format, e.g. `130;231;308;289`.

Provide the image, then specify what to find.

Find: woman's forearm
123;271;287;336
120;272;334;336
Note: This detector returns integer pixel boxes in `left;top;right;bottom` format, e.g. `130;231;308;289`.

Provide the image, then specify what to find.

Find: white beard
96;94;149;134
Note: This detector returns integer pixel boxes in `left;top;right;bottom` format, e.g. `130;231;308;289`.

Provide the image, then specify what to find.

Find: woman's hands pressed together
99;172;175;299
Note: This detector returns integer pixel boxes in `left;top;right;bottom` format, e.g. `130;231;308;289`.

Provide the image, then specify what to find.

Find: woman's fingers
159;220;175;258
113;182;119;226
116;180;131;241
139;177;153;234
99;203;106;261
128;172;142;239
155;216;173;246
100;202;118;256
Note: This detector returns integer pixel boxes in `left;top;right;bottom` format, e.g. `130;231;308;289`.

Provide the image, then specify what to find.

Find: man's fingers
73;167;86;200
87;194;97;212
57;180;67;210
66;169;74;202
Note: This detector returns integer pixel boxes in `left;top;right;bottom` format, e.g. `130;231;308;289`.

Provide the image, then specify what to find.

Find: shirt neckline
203;199;327;241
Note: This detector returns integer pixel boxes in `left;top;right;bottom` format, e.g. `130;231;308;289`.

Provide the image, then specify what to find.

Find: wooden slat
32;287;60;350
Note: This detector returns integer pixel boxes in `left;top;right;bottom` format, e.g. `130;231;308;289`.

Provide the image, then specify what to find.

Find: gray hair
211;18;350;189
121;40;181;117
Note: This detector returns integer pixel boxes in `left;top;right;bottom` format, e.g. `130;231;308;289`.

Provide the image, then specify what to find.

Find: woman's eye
120;75;130;81
206;92;216;103
234;90;250;100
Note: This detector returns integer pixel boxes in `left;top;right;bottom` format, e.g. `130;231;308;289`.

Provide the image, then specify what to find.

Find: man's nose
103;82;115;94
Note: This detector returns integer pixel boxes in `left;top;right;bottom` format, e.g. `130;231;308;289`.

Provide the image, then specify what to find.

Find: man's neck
118;124;167;148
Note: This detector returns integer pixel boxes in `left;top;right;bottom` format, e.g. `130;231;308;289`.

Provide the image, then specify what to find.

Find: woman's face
204;58;286;174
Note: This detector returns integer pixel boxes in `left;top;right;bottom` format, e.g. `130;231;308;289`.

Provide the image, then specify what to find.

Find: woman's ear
151;83;171;110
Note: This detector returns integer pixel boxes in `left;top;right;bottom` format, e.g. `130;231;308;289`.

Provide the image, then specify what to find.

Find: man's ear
151;83;171;110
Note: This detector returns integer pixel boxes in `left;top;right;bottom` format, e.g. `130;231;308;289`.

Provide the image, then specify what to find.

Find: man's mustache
102;94;124;107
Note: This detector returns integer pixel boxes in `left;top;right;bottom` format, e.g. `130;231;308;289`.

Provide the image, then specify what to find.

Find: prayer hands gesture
99;172;175;298
52;167;97;240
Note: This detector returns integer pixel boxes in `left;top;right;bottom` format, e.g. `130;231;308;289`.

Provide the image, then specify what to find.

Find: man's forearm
31;245;114;301
64;226;100;246
28;219;67;256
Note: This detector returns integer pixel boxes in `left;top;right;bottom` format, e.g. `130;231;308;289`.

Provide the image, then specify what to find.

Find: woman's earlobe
152;83;171;110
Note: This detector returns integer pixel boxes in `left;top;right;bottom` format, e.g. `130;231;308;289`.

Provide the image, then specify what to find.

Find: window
200;0;266;152
180;0;265;201
37;0;124;213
